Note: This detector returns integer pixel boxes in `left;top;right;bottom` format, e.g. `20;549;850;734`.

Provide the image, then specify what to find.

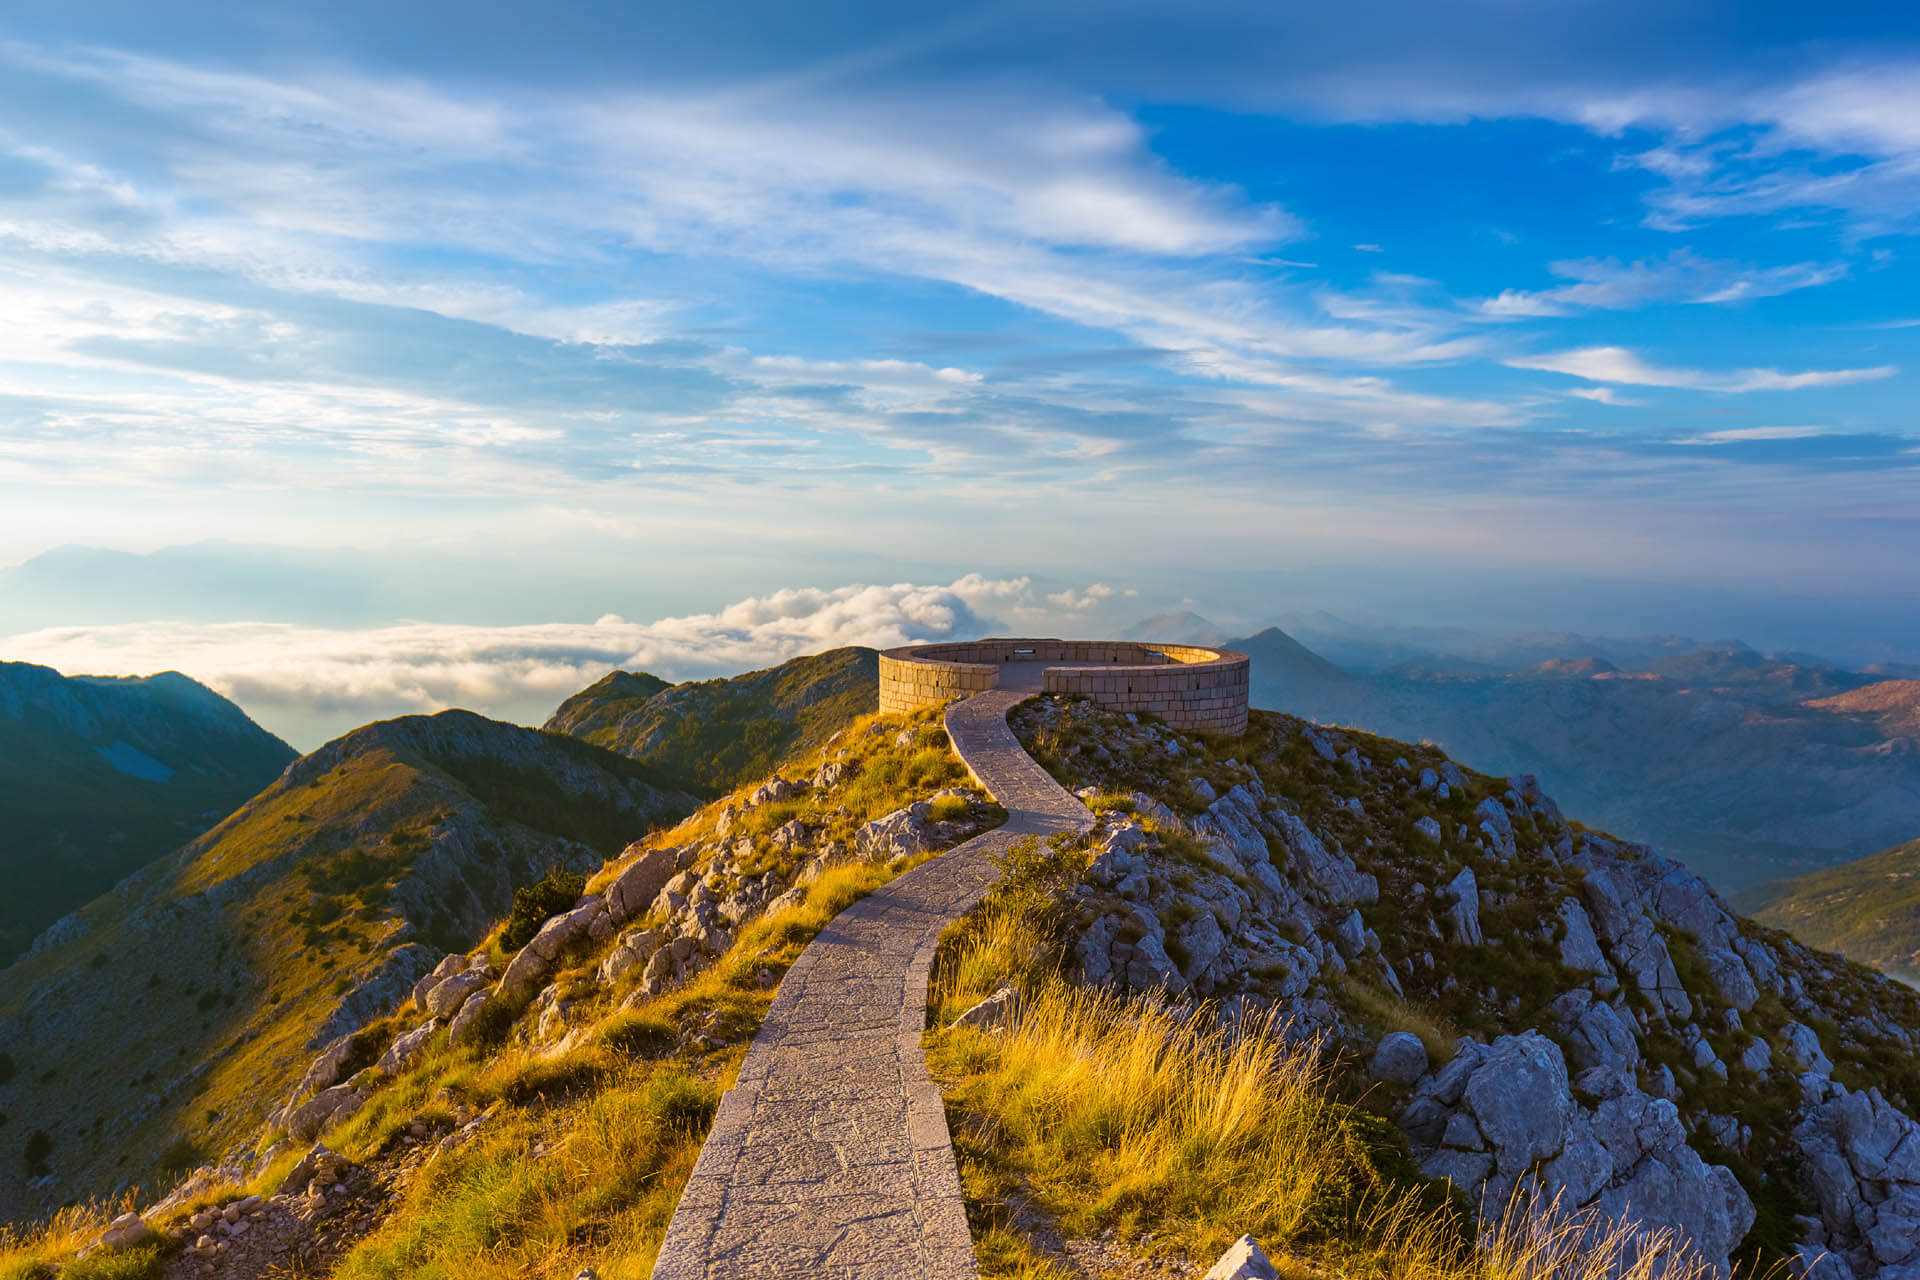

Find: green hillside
0;663;297;964
1738;837;1920;983
546;647;877;793
0;709;697;1222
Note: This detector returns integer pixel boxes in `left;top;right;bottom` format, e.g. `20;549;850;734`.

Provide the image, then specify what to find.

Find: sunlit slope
546;647;878;793
1739;837;1920;983
0;709;697;1223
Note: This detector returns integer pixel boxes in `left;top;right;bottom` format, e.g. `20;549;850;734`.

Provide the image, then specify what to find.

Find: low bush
501;870;589;951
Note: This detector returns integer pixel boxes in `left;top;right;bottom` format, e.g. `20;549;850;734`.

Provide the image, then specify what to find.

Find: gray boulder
1556;898;1611;977
1273;812;1377;907
1370;1032;1428;1086
951;986;1024;1033
1475;797;1517;860
1551;990;1639;1073
1463;1032;1570;1176
448;989;492;1045
424;964;493;1018
606;845;685;924
377;1021;439;1074
855;802;937;861
1444;867;1482;946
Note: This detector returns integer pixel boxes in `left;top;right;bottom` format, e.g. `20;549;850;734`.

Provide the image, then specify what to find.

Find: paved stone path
652;689;1093;1280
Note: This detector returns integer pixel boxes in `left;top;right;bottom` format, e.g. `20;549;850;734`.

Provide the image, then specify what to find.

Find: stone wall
1041;651;1249;735
876;650;998;717
878;638;1250;735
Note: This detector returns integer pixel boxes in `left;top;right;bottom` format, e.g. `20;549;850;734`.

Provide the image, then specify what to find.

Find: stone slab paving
653;689;1092;1280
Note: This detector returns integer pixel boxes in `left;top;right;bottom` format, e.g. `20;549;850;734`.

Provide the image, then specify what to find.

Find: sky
2;0;1919;746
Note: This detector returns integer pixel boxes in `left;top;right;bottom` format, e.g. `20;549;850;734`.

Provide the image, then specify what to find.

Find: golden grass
326;801;964;1278
331;1060;711;1280
1339;975;1463;1066
4;703;987;1280
934;983;1377;1256
934;980;1723;1280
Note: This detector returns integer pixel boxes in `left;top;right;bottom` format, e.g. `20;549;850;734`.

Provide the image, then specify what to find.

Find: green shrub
23;1130;51;1178
501;870;588;951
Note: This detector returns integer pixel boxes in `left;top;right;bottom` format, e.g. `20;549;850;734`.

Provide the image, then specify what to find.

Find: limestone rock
500;896;607;997
606;845;684;924
411;953;468;1012
377;1021;439;1074
855;802;937;861
951;986;1024;1033
1369;1032;1428;1086
1551;990;1639;1073
1201;1234;1279;1280
1273;812;1376;906
1444;867;1482;946
424;964;492;1018
1555;898;1611;976
96;1211;155;1253
448;989;492;1046
283;1083;365;1143
748;775;804;807
1784;1021;1835;1075
601;927;666;984
1475;797;1517;860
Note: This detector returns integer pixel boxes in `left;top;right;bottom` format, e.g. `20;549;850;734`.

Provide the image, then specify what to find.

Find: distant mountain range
1217;624;1920;892
0;662;296;965
1118;611;1227;646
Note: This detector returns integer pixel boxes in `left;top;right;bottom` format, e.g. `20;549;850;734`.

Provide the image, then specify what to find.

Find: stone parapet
878;638;1250;735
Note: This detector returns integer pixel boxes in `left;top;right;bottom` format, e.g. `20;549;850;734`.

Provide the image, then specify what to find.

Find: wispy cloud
1676;426;1831;445
1478;250;1846;317
1507;346;1897;393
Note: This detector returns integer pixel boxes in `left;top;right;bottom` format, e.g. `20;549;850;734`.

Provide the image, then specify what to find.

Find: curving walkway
652;690;1093;1280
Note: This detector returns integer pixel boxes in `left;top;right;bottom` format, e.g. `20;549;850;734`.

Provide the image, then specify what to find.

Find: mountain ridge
0;661;297;964
0;707;698;1223
1220;627;1920;890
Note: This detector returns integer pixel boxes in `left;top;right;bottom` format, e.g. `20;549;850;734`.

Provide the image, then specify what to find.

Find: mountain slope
1808;680;1920;737
18;690;1920;1279
0;709;697;1223
1231;632;1920;890
1001;697;1920;1276
546;647;877;793
0;661;297;964
1737;837;1920;983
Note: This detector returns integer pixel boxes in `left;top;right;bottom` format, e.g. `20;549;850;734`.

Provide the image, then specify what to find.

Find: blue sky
2;0;1918;742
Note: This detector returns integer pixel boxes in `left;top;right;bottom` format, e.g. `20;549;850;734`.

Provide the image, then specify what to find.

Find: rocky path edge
651;690;1091;1280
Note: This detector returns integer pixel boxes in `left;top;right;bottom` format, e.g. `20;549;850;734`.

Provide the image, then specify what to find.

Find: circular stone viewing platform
878;638;1250;735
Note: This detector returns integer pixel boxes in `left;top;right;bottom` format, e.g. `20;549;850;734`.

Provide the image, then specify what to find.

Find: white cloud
1045;583;1117;610
1;575;1042;748
1507;346;1897;393
1566;387;1642;406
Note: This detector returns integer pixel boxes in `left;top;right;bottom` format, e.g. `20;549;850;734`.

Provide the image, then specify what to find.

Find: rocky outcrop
1401;1033;1754;1270
1793;1084;1920;1278
1016;698;1920;1279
